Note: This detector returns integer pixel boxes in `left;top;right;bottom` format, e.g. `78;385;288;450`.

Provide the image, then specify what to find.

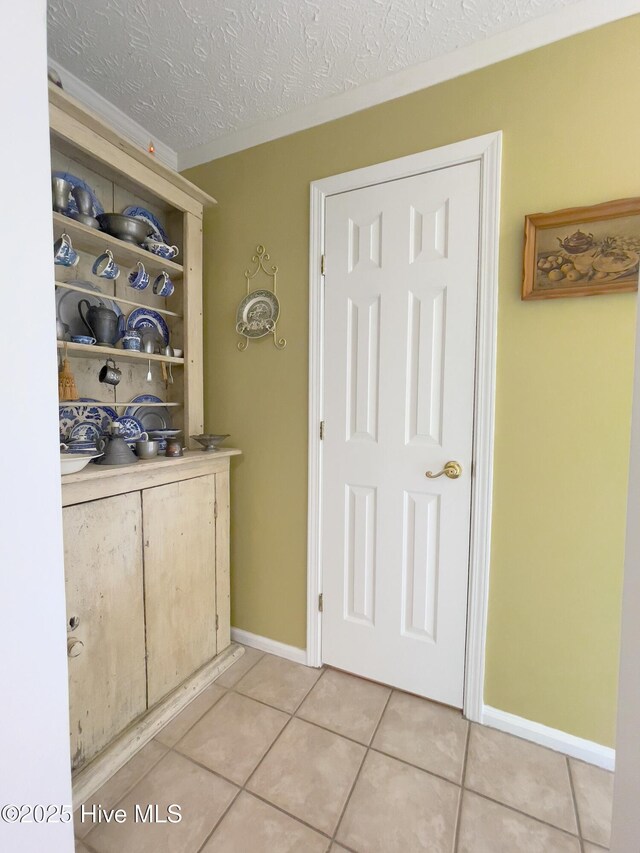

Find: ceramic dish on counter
126;308;169;347
52;171;104;218
56;281;123;339
60;452;104;475
122;206;169;244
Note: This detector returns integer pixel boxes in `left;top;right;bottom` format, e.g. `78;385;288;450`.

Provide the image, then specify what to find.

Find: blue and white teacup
53;233;79;267
127;261;149;291
92;249;120;280
122;330;142;351
143;238;179;260
152;271;175;297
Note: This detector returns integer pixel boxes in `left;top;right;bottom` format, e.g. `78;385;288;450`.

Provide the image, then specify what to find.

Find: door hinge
320;420;325;440
318;593;324;612
214;499;218;520
321;254;326;275
216;614;219;631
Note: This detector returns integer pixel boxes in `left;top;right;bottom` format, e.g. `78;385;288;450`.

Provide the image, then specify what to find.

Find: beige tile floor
75;647;613;852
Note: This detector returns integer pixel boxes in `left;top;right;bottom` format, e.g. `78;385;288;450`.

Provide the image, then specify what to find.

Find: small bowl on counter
60;452;104;475
191;434;230;452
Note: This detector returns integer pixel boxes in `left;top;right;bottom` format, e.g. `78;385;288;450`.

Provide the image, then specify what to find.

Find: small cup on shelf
152;271;174;297
92;249;120;280
53;233;79;267
122;329;142;351
98;357;121;386
127;261;149;290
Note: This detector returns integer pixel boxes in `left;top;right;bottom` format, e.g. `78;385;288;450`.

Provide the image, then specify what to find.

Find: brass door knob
425;461;462;480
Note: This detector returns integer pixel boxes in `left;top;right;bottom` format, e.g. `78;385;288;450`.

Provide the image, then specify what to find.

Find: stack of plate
124;395;173;432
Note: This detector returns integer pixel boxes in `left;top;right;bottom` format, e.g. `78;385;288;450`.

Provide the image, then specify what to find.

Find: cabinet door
143;474;217;706
64;491;146;771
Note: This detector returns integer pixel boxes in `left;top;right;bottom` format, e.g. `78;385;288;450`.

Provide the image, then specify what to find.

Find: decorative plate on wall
235;289;280;339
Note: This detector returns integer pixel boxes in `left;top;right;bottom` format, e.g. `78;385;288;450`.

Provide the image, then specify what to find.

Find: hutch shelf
50;82;242;805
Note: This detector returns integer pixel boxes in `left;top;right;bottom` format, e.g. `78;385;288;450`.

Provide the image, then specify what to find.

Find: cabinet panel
64;492;146;771
143;474;217;706
215;468;231;652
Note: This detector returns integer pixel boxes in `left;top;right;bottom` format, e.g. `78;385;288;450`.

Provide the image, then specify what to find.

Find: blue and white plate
113;416;145;441
122;206;168;244
126;308;169;346
59;399;118;439
69;421;101;443
52;172;104;218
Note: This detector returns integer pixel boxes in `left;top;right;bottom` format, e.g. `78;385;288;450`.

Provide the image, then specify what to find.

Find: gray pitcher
78;299;124;346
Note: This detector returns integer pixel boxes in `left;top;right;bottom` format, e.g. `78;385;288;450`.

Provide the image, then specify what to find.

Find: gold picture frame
522;197;640;300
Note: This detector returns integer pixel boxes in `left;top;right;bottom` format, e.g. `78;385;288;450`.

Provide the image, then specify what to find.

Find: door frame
306;132;502;722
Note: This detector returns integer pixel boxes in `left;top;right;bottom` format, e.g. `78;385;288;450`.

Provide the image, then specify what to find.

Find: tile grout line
192;715;299;853
155;682;230;749
462;787;585;842
566;755;586;852
452;720;472;852
79;740;172;845
78;654;601;851
187;653;329;850
193;710;341;852
80;648;262;848
215;646;267;689
78;651;257;825
330;688;395;848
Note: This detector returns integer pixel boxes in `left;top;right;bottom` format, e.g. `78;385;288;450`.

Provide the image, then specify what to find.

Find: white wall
0;2;74;851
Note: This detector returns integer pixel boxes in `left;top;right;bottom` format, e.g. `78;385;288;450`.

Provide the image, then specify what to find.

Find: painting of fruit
522;198;640;300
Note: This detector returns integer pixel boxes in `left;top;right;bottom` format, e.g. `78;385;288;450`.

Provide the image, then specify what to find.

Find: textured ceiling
48;0;580;154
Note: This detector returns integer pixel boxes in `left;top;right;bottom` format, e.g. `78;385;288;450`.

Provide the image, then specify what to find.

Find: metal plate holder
236;245;287;351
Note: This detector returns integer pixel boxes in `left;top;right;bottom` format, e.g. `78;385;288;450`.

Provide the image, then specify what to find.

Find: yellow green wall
186;15;639;747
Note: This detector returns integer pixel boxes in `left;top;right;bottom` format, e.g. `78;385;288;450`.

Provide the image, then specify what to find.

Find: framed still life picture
522;197;640;300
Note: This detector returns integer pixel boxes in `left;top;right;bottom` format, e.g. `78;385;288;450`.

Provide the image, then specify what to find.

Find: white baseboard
230;627;308;666
482;705;615;771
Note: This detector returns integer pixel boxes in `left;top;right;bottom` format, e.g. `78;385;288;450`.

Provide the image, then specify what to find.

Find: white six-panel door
321;161;480;707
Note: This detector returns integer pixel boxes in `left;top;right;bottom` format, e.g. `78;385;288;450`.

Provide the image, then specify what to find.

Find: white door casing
307;133;501;720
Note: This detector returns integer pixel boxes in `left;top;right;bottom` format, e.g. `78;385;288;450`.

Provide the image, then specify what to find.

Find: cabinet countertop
61;449;242;506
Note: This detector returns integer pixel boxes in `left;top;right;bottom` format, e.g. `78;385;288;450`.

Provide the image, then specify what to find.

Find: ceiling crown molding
47;59;178;172
178;0;640;169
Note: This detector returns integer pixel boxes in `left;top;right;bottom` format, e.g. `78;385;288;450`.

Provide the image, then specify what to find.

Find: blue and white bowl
71;335;96;346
